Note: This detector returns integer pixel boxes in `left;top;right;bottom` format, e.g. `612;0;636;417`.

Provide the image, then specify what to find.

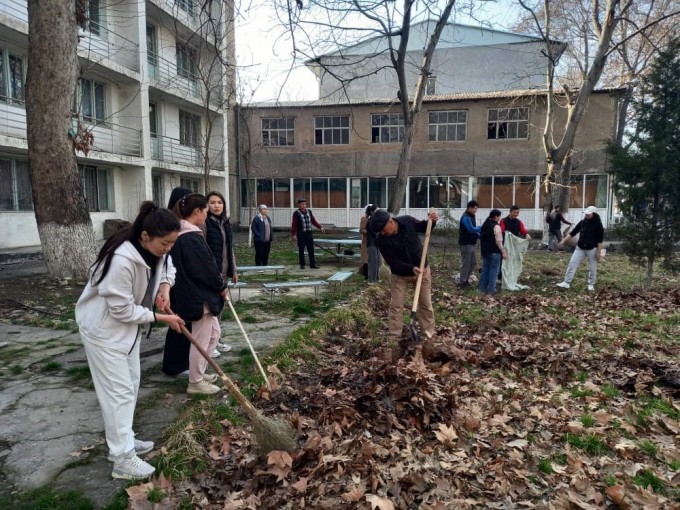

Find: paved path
0;313;305;507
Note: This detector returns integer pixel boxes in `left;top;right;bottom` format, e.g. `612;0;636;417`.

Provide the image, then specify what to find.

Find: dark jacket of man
377;215;435;277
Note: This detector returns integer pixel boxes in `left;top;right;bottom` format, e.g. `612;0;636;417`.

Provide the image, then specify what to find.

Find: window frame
179;110;201;148
314;115;350;145
75;78;106;124
371;113;404;144
79;165;113;212
0;48;26;105
428;109;467;142
180;177;201;193
261;117;295;147
176;43;198;81
0;159;32;211
487;107;530;140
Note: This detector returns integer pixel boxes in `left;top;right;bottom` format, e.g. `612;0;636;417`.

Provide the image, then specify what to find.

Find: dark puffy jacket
251;215;274;243
169;231;226;321
205;214;236;279
376;215;435;276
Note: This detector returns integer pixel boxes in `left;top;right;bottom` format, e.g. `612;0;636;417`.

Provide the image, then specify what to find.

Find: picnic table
314;238;362;261
237;265;285;279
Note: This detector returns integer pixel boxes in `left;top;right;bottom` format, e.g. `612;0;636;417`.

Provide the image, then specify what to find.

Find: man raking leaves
368;209;439;357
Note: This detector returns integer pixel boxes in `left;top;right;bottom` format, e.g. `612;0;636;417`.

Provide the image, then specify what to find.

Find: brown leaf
365;494;395;510
341;485;366;502
606;485;628;508
291;477;308;493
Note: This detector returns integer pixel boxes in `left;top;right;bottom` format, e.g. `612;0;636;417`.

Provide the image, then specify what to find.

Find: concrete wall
242;91;616;180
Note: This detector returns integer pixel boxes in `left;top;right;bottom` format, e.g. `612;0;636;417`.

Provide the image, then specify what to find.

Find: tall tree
515;0;679;220
280;0;457;214
26;0;96;278
609;39;680;288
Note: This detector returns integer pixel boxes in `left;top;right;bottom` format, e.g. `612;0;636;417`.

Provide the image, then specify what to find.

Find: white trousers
563;246;598;285
82;334;141;457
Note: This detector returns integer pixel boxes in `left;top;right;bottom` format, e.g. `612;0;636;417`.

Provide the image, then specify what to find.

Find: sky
234;0;525;103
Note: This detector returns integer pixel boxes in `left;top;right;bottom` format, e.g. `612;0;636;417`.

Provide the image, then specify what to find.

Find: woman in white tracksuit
76;202;185;480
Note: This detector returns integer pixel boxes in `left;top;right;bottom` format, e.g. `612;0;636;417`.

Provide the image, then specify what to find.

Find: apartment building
0;0;234;249
237;23;619;230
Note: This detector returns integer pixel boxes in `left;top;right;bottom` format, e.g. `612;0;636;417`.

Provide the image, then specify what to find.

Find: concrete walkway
0;310;306;507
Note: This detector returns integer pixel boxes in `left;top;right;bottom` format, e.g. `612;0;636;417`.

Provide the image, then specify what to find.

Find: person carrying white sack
75;202;185;480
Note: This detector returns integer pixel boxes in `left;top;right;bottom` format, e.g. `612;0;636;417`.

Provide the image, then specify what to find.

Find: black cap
167;187;192;209
367;209;390;235
297;197;307;204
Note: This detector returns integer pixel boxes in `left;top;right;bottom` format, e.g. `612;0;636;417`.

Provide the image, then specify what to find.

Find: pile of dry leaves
127;284;680;509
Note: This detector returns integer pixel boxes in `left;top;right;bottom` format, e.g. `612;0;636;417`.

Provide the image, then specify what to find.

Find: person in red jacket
291;198;325;269
500;205;532;240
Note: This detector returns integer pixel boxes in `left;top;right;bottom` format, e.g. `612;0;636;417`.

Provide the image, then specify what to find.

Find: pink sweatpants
188;305;221;384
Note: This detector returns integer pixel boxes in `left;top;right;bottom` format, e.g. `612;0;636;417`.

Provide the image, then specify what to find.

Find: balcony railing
0;98;27;140
151;133;224;171
0;0;27;23
78;21;140;72
148;52;224;108
82;121;143;158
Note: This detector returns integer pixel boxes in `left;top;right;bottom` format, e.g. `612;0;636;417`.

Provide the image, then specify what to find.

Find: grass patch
42;360;62;371
580;414;595;428
564;433;609;456
10;364;23;375
638;439;659;457
65;365;91;380
602;384;620;399
537;458;553;474
0;487;94;510
570;386;595;398
146;488;165;503
632;469;665;493
603;474;619;487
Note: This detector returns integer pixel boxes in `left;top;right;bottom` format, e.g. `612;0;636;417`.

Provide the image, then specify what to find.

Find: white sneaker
556;281;570;289
203;373;219;383
187;380;221;395
216;342;232;352
174;370;189;379
107;438;154;462
587;285;595;292
111;451;155;480
210;349;221;358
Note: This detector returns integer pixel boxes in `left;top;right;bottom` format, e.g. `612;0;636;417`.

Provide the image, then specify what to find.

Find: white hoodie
76;241;175;354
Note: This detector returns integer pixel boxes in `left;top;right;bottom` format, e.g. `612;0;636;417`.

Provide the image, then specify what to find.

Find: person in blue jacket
458;200;481;287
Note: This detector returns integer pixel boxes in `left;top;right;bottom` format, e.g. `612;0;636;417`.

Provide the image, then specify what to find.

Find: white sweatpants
563;246;598;285
82;334;141;457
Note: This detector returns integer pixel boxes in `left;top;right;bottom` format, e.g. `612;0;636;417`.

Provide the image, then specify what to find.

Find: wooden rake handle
411;213;435;314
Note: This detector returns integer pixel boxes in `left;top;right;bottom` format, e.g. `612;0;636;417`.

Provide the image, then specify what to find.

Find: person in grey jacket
251;204;274;266
76;202;184;481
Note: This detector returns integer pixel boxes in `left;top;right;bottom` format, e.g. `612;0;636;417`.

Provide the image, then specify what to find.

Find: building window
428;110;467;142
426;76;436;95
179;110;200;147
152;175;163;206
87;0;102;36
273;178;290;207
311;178;329;207
175;0;195;17
180;177;201;193
256;179;273;206
79;165;113;211
262;117;295;147
176;43;197;80
371;113;404;143
76;78;106;123
314;115;349;145
180;177;200;193
487;107;529;140
0;49;25;105
329;178;346;207
368;177;387;207
350;178;367;208
0;159;31;211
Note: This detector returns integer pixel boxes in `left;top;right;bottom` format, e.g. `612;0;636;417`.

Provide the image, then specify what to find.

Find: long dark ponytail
91;201;180;284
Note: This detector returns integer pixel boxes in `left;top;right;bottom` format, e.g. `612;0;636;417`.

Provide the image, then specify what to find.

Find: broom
225;299;271;390
176;321;297;454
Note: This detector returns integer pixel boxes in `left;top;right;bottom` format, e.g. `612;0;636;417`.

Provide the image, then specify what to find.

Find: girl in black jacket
205;191;238;355
170;193;227;395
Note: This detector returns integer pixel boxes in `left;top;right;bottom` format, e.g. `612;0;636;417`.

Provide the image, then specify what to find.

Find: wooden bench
227;281;247;301
262;280;328;302
327;271;354;290
237;265;285;279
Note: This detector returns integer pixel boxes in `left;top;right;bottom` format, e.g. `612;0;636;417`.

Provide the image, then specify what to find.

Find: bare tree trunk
26;0;96;279
387;125;414;214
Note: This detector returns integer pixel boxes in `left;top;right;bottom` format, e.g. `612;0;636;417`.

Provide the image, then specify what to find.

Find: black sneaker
310;265;319;269
300;266;306;269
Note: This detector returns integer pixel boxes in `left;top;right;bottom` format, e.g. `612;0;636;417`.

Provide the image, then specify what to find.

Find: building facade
0;0;234;249
238;89;619;230
236;22;617;231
